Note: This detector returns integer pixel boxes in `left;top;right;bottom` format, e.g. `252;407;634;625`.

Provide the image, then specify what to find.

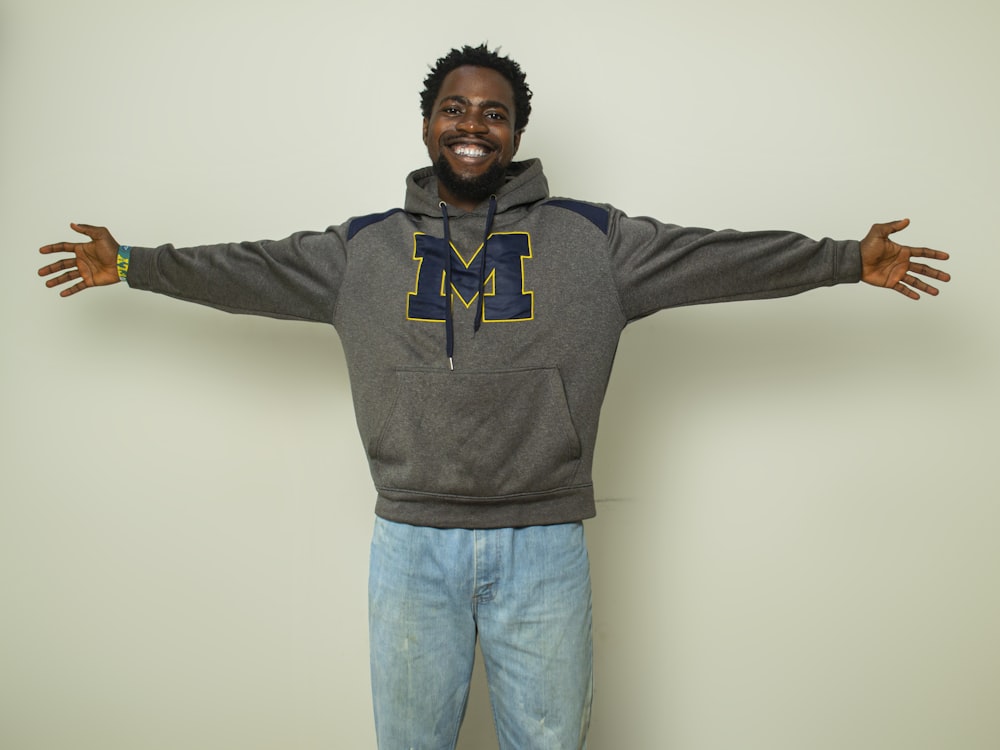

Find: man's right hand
39;223;122;297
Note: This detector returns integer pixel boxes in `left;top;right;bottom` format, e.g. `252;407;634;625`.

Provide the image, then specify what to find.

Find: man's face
423;65;521;211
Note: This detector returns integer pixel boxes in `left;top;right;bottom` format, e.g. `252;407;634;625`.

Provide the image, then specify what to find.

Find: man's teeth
453;145;489;157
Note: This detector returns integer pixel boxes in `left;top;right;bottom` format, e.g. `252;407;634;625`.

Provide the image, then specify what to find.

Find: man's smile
445;139;496;162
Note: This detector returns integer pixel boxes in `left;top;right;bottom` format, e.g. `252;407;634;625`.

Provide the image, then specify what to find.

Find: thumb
874;217;910;238
70;222;108;241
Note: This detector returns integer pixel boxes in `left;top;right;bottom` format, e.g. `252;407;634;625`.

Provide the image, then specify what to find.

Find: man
38;44;949;750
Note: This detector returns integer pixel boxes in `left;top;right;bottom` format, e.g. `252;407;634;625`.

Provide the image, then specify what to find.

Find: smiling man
423;63;523;210
38;44;950;750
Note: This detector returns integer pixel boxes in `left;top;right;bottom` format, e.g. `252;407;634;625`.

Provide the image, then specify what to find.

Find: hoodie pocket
370;367;582;498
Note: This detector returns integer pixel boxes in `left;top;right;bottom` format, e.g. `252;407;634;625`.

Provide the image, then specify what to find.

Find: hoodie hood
404;158;550;217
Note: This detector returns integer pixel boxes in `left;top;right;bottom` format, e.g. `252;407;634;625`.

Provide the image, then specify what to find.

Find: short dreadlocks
420;44;533;131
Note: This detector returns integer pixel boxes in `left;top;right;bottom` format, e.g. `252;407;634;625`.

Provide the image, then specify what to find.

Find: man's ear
422;118;430;145
513;129;523;156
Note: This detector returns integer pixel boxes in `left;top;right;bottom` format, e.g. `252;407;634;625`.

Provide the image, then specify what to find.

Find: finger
57;280;88;297
37;257;79;277
902;274;939;296
39;241;81;255
874;218;910;237
908;262;951;282
70;222;106;240
44;269;81;288
894;281;920;300
905;246;950;261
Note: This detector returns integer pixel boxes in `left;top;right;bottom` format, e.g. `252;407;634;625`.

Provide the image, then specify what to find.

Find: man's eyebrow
439;95;511;112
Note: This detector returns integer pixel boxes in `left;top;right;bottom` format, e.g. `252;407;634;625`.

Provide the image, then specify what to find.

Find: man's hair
420;44;533;131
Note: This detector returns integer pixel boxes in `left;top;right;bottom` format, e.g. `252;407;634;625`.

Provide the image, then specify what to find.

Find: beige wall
2;0;998;748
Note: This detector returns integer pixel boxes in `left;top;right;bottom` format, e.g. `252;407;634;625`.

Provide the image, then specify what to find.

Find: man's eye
443;106;462;115
486;112;505;120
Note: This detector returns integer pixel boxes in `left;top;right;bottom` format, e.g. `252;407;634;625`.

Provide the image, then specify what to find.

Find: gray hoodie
127;158;861;528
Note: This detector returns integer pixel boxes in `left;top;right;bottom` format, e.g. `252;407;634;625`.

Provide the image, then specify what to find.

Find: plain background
2;0;998;748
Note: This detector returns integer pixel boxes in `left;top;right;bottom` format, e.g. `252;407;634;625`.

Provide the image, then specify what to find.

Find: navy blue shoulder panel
543;199;610;235
347;208;406;241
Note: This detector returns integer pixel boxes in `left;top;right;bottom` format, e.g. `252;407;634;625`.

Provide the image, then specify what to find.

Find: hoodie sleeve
125;228;349;324
607;210;862;323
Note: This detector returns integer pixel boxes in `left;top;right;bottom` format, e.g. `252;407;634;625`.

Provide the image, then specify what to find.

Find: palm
865;241;910;286
76;244;118;286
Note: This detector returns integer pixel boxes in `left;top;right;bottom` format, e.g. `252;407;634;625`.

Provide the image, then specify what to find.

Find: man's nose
457;111;489;133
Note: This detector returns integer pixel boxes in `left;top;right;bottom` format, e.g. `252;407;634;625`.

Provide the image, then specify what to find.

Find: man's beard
434;154;508;206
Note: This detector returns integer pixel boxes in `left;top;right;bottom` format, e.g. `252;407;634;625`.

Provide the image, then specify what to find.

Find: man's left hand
860;218;950;299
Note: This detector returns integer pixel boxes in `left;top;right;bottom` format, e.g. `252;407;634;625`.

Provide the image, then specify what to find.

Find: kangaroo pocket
370;367;583;498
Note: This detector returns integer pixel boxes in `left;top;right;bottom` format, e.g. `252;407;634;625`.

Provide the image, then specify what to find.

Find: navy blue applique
544;200;610;235
347;208;406;240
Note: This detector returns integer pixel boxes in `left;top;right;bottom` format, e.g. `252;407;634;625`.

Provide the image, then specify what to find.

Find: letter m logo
407;232;534;323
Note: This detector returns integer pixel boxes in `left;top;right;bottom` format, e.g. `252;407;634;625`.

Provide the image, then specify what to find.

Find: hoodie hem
373;485;596;529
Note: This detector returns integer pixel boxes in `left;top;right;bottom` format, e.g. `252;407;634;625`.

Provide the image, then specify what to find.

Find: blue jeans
368;518;593;749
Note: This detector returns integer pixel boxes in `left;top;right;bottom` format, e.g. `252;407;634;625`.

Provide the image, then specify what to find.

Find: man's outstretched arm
860;219;950;299
39;221;348;323
38;223;121;297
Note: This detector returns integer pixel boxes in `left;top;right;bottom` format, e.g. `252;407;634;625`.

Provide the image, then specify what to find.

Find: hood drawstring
439;202;455;370
439;195;498;371
475;196;498;334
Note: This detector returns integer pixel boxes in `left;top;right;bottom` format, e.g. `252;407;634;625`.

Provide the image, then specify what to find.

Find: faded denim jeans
368;518;593;749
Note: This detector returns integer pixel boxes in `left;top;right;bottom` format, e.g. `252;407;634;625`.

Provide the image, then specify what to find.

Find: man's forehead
435;66;515;106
